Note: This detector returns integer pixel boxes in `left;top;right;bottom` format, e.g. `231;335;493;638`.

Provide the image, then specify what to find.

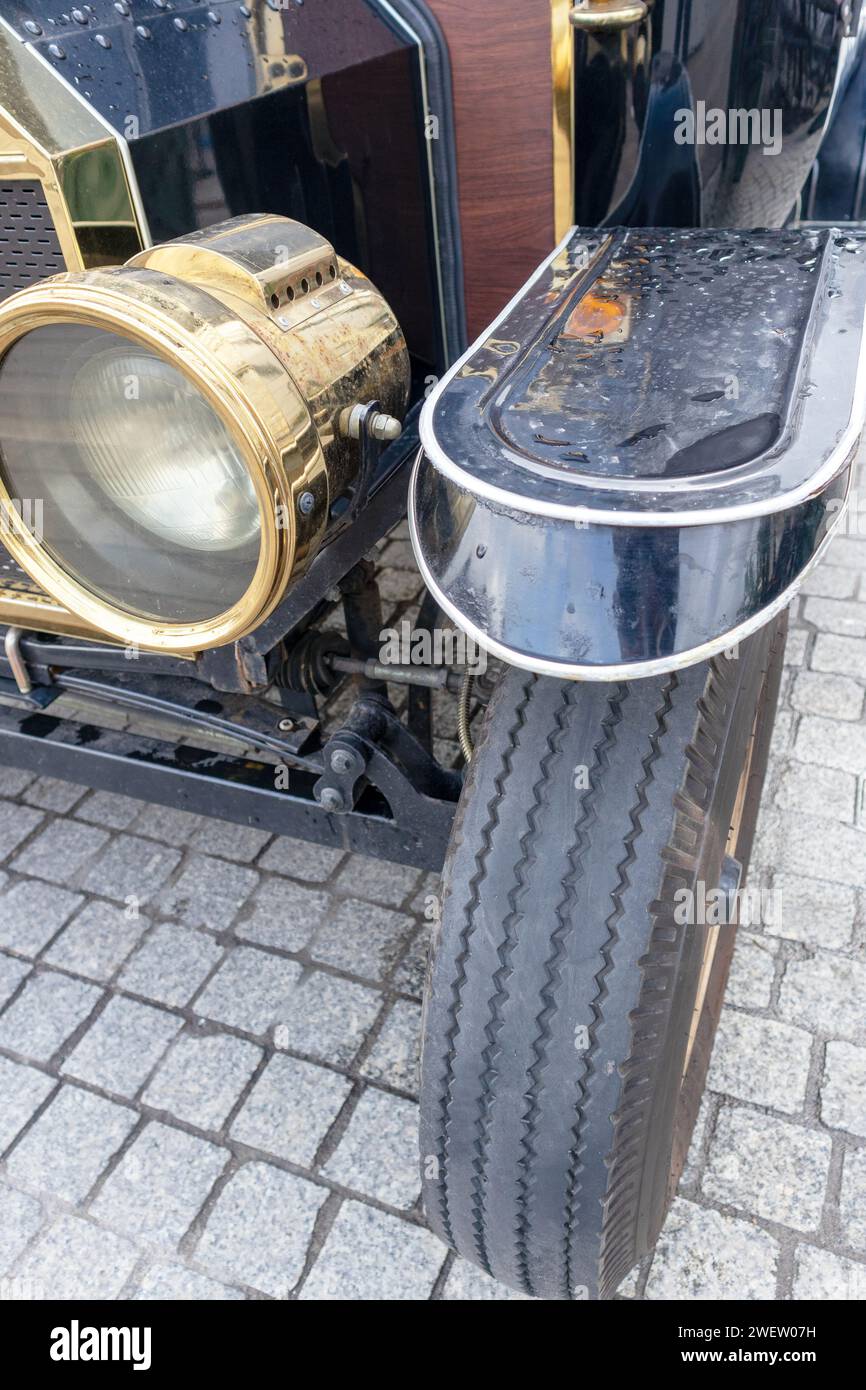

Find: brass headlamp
0;214;409;653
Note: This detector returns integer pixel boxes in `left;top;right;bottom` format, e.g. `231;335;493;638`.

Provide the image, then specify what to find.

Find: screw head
319;786;346;813
329;748;355;775
297;491;315;516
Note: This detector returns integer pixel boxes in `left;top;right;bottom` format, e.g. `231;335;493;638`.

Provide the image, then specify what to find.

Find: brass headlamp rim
0;273;325;654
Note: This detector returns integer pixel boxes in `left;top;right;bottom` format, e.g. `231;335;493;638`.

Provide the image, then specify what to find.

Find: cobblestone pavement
0;492;865;1302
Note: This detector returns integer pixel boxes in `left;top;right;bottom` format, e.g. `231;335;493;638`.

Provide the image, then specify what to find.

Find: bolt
329;748;355;775
369;413;403;443
297;491;315;516
319;786;346;813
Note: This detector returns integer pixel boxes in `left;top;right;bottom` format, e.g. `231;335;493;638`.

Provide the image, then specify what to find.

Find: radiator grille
0;182;65;301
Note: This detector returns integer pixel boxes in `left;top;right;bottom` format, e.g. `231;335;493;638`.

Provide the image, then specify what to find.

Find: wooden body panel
426;1;555;339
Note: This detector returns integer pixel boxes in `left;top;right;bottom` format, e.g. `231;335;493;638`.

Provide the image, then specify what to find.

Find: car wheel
419;614;787;1299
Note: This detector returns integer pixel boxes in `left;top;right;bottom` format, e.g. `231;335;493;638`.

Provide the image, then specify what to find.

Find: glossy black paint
7;0;455;376
421;227;866;522
412;464;850;673
572;0;845;231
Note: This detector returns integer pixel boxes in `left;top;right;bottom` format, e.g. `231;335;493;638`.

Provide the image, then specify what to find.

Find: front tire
419;617;786;1299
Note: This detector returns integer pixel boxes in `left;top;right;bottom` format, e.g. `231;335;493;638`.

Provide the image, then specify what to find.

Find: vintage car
1;0;865;1299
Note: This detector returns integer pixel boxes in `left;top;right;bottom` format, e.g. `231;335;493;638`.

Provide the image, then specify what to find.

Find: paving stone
790;671;864;722
0;1056;56;1154
725;932;778;1010
0;768;34;798
258;837;344;882
333;857;420;908
747;805;785;874
360;999;421;1095
155;854;258;931
43;899;147;982
0;970;102;1062
774;810;866;887
702;1107;831;1232
779;951;866;1042
811;632;866;682
22;777;86;814
792;1244;866;1300
644;1198;778;1300
134;1262;246;1300
783;627;808;667
310;899;414;982
379;567;424;604
764;873;856;951
143;1032;262;1132
820;1041;866;1138
707;1011;812;1115
390;927;429;998
0;800;44;862
0;879;83;956
75;790;143;830
299;1201;444;1300
196;1162;325;1297
189;819;271;864
234;878;328;953
131;804;203;846
680;1096;713;1189
799;565;861;599
270;969;382;1066
774;761;858;824
90;1122;228;1250
62;997;182;1098
823;534;866;568
803;596;866;639
16;1214;139;1300
794;717;866;780
83;834;181;904
119;923;223;1008
231;1053;350;1165
0;952;30;1009
839;1147;866;1251
10;819;108;885
6;1086;136;1202
441;1259;528;1300
193;946;302;1038
322;1087;419;1209
0;1184;43;1273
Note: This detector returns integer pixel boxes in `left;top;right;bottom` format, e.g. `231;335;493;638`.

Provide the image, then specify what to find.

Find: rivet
71;7;87;22
298;491;315;516
95;32;111;48
207;8;221;20
114;1;131;14
135;24;152;38
239;4;251;15
173;15;188;29
47;42;66;58
23;19;43;35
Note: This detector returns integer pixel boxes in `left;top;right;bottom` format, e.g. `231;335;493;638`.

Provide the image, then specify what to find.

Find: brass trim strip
551;0;575;240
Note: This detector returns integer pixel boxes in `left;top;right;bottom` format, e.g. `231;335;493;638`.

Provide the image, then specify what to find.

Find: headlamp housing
0;215;409;653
